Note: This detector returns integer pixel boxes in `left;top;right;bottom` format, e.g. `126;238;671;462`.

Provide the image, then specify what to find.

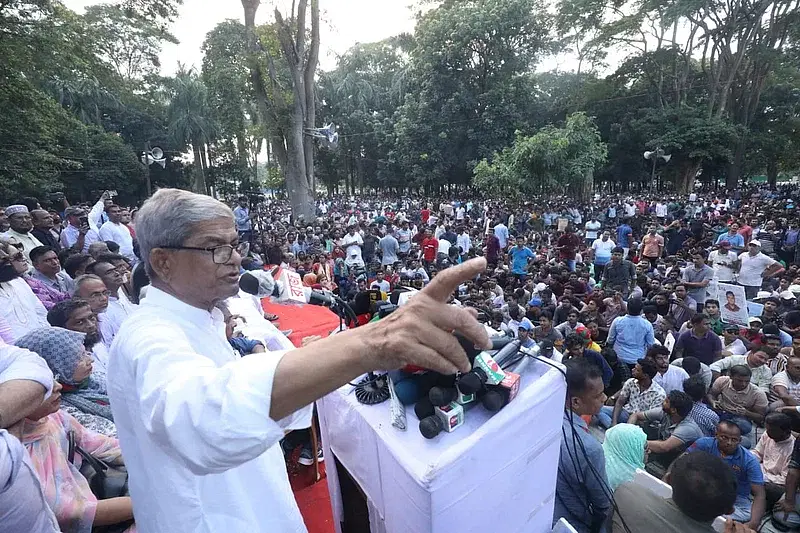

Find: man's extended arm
748;484;766;529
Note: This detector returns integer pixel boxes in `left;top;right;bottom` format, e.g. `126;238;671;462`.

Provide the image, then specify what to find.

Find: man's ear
148;248;171;282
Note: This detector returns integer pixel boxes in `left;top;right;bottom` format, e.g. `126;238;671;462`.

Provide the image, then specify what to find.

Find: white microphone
239;270;336;307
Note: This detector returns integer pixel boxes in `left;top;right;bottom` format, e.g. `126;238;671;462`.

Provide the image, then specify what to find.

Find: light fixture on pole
644;148;671;194
142;143;166;195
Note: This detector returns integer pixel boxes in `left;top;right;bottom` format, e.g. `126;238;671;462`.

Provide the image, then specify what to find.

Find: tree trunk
725;138;746;190
675;162;701;194
767;160;778;190
192;144;207;194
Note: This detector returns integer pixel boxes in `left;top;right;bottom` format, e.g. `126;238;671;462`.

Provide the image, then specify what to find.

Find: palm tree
46;76;120;124
167;66;218;194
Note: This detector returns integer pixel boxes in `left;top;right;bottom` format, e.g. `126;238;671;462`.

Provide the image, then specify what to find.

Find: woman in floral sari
19;380;135;533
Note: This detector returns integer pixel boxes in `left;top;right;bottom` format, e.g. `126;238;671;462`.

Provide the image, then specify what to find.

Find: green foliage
473;112;607;199
84;3;178;81
0;0;185;204
392;0;553;190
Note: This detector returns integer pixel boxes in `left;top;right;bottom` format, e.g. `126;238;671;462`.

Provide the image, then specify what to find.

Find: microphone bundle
387;335;538;440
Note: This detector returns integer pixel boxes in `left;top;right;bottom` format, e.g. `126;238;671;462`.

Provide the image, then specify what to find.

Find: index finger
420;257;486;302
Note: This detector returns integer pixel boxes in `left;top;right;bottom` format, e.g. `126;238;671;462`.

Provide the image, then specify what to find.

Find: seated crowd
2;188;800;532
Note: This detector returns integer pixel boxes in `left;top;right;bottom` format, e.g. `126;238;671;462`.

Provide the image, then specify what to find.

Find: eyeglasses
161;244;236;264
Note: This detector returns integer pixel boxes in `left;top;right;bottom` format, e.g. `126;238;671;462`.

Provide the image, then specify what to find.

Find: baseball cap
528;296;543;307
755;290;772;300
781;290;797;300
724;323;740;332
748;317;763;326
718;240;731;248
518;318;534;331
749;239;762;247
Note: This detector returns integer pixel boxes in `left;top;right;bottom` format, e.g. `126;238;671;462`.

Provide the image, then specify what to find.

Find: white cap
749;239;762;247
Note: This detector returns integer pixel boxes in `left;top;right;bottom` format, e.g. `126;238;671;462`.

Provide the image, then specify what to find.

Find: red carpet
262;300;342;346
262;298;338;533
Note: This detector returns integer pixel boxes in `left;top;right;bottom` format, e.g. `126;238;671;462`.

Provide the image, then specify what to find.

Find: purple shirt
674;329;722;365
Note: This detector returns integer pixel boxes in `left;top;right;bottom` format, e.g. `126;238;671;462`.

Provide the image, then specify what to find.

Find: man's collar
143;285;218;323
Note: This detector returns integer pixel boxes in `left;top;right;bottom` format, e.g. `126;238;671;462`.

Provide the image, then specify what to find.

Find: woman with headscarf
602;423;648;491
15;327;116;437
0;239;50;341
19;381;135;533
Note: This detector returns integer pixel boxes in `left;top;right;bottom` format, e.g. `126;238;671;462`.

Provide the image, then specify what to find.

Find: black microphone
482;371;521;412
457;340;521;395
308;290;335;307
428;386;458;406
239;272;261;296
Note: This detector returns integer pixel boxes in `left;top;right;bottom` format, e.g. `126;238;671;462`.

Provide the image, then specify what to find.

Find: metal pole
650;153;657;195
145;141;152;197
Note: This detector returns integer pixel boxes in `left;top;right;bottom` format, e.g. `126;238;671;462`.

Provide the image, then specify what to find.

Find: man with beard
46;297;109;371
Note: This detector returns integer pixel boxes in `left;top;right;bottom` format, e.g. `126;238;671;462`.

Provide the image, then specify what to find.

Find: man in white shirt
457;227;472;257
401;259;429;283
87;260;137;348
646;345;689;394
1;205;43;263
493;220;509;248
708;241;739;282
738;240;784;300
455;205;465;221
99;204;136;263
584;217;601;247
341;226;365;268
107;189;490;533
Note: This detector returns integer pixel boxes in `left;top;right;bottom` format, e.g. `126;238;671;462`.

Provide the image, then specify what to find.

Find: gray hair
72;274;104;296
136;189;233;279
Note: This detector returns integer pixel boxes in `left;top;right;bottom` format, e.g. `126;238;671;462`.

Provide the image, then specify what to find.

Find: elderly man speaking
107;189;490;533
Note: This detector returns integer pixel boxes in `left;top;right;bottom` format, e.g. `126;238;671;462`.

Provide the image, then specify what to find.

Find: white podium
317;359;567;533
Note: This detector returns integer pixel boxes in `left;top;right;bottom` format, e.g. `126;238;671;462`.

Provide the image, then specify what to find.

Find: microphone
239;270;279;298
457;340;521;395
239;270;337;308
419;399;479;439
481;371;521;412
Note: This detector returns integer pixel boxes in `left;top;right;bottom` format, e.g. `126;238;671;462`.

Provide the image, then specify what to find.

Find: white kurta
0;229;43;263
98;221;135;262
107;287;311;533
98;293;136;349
0;278;50;342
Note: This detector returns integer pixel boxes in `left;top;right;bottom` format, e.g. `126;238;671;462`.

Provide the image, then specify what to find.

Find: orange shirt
642;234;664;258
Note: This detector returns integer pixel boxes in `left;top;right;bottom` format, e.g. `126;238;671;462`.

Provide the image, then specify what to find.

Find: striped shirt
689;402;720;437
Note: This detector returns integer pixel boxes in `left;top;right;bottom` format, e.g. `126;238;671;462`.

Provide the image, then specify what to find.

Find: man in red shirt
738;217;753;245
557;226;582;272
421;228;438;267
420;205;431;226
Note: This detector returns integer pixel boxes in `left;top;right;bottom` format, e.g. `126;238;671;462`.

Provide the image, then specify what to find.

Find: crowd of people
2;185;800;532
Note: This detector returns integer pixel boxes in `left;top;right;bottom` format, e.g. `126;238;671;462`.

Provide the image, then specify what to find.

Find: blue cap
528;297;543;307
518;318;534;331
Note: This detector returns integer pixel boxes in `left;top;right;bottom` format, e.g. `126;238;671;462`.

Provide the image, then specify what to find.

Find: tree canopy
2;0;799;208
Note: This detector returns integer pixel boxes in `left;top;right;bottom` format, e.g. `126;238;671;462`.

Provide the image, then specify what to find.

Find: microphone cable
528;353;634;533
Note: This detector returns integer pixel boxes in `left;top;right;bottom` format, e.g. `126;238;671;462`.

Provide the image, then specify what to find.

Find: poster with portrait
718;283;749;326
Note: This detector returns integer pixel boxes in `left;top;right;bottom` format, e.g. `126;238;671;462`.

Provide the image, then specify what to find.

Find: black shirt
31;228;60;251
